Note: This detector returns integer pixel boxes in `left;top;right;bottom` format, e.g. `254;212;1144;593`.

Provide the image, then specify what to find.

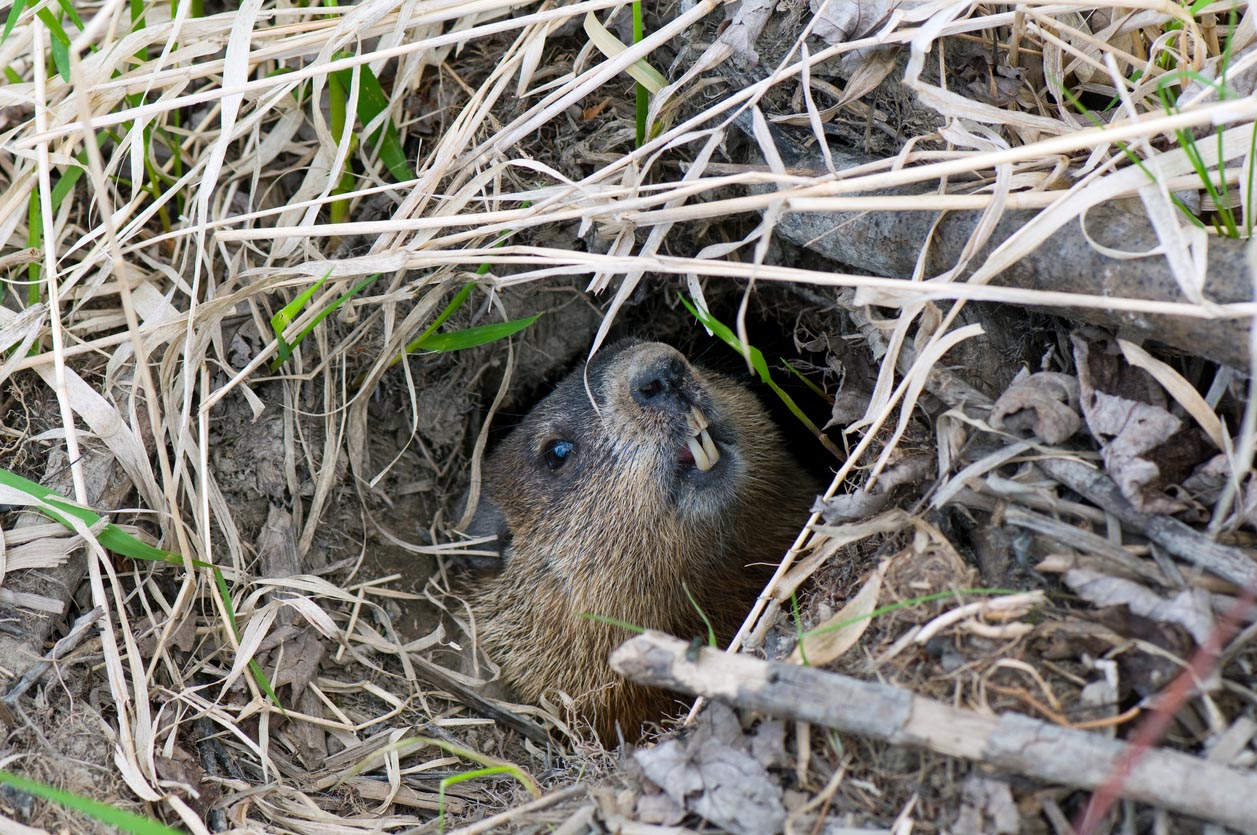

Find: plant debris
0;1;1254;833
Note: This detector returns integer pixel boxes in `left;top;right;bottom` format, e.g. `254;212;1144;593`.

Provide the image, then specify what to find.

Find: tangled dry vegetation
1;0;1256;833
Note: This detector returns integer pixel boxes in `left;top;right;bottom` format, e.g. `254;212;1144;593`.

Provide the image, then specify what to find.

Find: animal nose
630;355;690;412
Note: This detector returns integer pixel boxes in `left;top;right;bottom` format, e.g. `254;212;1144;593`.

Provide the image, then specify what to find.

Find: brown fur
466;341;817;741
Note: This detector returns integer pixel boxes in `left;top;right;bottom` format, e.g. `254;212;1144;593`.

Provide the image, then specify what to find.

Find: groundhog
465;340;818;741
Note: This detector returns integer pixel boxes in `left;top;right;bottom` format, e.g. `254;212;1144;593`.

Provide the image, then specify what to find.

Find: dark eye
542;439;575;471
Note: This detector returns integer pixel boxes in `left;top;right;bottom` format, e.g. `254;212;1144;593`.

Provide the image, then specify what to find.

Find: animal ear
458;493;513;564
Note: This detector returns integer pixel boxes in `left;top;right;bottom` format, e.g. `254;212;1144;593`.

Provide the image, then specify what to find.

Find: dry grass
0;0;1255;832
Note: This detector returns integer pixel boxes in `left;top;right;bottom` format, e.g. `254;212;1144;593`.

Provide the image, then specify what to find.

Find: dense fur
467;341;817;741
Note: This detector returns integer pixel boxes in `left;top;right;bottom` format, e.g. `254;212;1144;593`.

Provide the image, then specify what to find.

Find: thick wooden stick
611;632;1257;833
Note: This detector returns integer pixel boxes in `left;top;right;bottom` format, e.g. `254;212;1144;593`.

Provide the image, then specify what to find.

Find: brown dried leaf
1065;569;1215;645
960;57;1028;108
989;371;1081;444
719;0;777;67
809;0;926;102
155;747;220;821
634;703;785;835
1072;333;1211;513
790;560;886;666
170;612;198;653
838;47;900;105
270;628;326;693
1089;605;1199;697
635;792;686;826
954;775;1020;835
810;0;906;44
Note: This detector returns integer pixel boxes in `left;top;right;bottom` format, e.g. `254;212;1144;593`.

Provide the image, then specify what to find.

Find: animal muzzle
624;344;722;472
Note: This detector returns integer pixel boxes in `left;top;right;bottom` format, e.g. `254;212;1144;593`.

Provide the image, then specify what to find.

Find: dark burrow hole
469;278;849;492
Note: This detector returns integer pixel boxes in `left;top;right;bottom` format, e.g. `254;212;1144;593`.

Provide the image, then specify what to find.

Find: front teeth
687;407;709;434
687;406;720;471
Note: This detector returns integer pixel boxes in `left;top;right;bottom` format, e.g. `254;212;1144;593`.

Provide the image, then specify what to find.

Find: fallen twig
1040;458;1257;588
611;632;1257;833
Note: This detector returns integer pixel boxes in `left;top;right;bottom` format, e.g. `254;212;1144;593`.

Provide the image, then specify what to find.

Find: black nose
630;357;689;412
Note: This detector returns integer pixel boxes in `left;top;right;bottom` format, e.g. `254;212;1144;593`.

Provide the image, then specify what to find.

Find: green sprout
0;468;284;711
680;294;841;458
0;770;187;835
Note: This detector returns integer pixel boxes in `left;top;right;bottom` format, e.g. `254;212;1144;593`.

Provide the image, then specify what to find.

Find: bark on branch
611;631;1257;833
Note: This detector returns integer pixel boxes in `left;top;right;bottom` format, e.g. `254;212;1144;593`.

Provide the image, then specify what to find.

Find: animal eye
542;439;575;471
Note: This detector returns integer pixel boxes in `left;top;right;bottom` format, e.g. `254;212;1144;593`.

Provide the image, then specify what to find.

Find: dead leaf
1183;451;1225;491
1118;339;1225;450
813;454;932;523
719;0;777;67
953;774;1020;835
581;97;613;121
826;386;870;430
155;747;220;820
634;702;785;835
1072;333;1211;514
268;628;325;693
1064;569;1215;645
1089;605;1199;697
750;719;787;769
960;57;1027;108
810;0;908;45
635;792;686;825
809;0;929;102
838;47;900;105
790;560;886;665
989;371;1081;444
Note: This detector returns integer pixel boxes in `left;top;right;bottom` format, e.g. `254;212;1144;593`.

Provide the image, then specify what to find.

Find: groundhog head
465;340;817;740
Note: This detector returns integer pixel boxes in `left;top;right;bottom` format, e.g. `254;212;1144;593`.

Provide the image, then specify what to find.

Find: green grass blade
53;0;84;31
208;565;287;713
270;272;379;370
330;64;414;182
50;137;100;210
439;766;514;833
282;274;379;367
35;8;72;82
781;358;831;401
327;66;357;224
679;295;839;457
129;0;148;61
25;189;42;304
632;1;647;147
681;582;717;647
0;467;285;711
422;283;474;337
407;315;541;354
798;588;1023;641
269;268;333;368
0;467;186;565
397;282;477;361
2;0;29;43
390;210;533;368
271;271;331;339
0;770;187;835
